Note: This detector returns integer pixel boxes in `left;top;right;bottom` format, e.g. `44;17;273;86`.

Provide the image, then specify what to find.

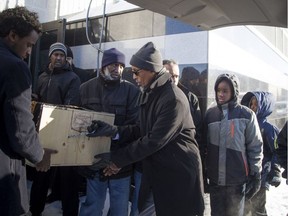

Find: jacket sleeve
63;75;81;106
111;94;189;168
4;61;43;164
245;111;263;175
276;121;287;169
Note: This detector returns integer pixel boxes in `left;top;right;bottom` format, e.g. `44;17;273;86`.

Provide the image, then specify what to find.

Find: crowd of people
0;6;287;216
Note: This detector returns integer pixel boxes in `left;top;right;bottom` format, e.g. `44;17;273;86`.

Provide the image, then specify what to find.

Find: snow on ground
29;178;287;216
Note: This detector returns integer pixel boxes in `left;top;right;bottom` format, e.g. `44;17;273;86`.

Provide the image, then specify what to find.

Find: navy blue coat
0;39;44;215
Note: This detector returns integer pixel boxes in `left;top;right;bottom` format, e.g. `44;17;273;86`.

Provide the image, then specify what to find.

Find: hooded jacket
0;39;44;215
203;74;263;186
241;91;280;188
111;72;205;216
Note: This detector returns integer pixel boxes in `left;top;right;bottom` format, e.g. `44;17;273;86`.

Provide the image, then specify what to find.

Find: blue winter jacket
241;91;280;188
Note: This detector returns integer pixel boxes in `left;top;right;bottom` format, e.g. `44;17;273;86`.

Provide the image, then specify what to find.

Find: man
66;45;96;83
0;6;56;216
79;48;140;216
163;59;202;142
88;42;205;216
29;42;81;216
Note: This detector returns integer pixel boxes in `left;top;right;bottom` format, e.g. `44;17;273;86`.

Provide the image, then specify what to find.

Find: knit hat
66;45;73;58
102;48;125;68
130;42;163;72
181;67;200;80
48;42;67;57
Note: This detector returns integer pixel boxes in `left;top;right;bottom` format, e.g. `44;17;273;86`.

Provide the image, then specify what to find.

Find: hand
87;120;118;137
35;148;58;172
89;153;111;171
267;164;282;187
103;163;121;176
245;173;261;200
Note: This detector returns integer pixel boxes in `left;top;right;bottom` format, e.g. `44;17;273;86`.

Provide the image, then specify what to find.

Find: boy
202;74;263;216
241;91;282;215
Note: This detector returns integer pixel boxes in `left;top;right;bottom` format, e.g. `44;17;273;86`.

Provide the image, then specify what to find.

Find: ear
8;30;19;43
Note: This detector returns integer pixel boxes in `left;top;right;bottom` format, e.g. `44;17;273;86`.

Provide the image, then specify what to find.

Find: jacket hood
241;91;275;120
214;73;240;105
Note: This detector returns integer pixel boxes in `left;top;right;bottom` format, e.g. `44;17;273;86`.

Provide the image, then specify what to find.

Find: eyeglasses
131;68;142;76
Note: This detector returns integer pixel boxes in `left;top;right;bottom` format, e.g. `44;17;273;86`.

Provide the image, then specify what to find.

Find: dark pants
29;166;79;216
210;182;246;216
244;187;267;216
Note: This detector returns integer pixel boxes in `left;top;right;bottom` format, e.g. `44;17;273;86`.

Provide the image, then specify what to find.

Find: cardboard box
31;102;115;166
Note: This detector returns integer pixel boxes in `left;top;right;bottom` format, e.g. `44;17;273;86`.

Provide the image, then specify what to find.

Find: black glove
245;173;261;200
267;164;282;187
77;153;111;179
91;152;111;170
87;120;118;137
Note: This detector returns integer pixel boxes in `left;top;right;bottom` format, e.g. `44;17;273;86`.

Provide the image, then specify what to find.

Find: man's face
164;63;180;85
102;63;124;80
131;67;155;88
50;51;66;68
9;30;39;60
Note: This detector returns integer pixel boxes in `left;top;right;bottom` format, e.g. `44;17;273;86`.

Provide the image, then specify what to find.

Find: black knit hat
102;48;125;68
66;45;73;58
130;42;163;72
181;67;200;80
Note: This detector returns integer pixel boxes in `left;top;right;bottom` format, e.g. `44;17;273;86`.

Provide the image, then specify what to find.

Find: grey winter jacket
203;74;263;186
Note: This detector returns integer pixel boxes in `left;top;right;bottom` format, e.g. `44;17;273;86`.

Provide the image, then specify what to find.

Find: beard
102;67;121;81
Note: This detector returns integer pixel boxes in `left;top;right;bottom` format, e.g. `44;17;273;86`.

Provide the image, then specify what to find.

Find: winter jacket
276;121;287;177
71;64;96;84
79;75;140;179
202;74;263;186
111;72;205;216
241;91;281;188
178;81;202;143
36;63;81;105
0;39;44;215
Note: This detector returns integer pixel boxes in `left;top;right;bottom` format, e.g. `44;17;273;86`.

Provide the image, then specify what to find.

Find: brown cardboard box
31;102;115;166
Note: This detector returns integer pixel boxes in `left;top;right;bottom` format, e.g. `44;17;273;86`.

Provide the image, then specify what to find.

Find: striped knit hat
48;42;67;57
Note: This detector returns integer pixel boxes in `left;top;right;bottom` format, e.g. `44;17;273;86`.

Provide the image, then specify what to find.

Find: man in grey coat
88;42;205;216
0;6;56;216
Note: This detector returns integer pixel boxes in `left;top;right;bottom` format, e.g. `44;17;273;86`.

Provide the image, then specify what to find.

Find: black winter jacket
36;63;81;105
80;75;140;179
111;72;204;216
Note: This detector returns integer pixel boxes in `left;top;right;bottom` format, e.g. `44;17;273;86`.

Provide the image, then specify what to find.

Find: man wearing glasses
87;42;205;216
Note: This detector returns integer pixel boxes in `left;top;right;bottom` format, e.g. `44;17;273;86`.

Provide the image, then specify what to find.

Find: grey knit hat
130;42;163;72
48;42;67;57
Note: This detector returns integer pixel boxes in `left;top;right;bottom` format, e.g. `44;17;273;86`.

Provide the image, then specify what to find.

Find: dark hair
0;6;42;38
163;59;177;65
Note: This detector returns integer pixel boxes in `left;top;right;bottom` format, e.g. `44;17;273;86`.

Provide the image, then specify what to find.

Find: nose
27;47;32;55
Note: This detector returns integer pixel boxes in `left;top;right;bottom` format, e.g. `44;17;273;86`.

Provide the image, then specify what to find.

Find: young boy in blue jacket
241;91;282;215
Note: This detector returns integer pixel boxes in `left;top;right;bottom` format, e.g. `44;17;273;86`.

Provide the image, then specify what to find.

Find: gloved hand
87;120;118;137
91;153;111;171
245;173;261;200
267;164;282;187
